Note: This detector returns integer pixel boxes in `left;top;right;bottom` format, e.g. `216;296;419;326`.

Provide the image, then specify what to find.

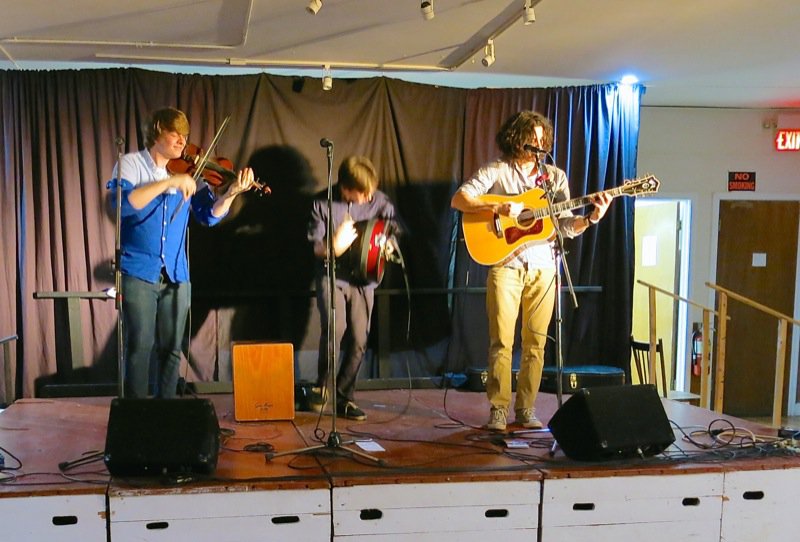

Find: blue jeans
121;273;190;398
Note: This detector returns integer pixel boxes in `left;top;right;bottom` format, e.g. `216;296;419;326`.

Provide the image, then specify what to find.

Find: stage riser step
333;481;540;537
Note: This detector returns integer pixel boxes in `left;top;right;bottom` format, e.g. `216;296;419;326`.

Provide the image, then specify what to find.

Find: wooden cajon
232;342;294;421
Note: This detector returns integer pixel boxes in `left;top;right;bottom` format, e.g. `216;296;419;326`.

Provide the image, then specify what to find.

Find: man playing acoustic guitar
451;110;611;431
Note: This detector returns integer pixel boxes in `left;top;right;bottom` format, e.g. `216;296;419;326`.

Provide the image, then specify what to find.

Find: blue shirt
106;149;223;284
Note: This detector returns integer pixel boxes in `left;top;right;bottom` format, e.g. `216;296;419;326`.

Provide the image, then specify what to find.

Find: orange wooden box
232;342;295;421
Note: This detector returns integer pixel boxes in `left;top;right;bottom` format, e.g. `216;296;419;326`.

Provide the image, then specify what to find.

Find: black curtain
0;68;642;398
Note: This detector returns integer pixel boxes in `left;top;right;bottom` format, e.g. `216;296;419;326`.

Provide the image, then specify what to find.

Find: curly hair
143;108;190;149
495;110;553;161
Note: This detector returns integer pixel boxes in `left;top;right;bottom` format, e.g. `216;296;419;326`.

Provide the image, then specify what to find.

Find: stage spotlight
620;74;639;85
307;0;322;15
322;65;333;91
420;1;434;20
481;39;495;67
523;0;535;25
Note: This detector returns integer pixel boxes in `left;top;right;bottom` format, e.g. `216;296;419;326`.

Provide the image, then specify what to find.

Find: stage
1;387;798;541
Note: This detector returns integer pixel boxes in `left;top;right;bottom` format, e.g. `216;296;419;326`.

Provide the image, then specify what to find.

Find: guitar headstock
621;175;660;197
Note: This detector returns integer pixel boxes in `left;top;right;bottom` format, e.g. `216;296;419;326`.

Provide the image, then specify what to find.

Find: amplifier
104;398;220;477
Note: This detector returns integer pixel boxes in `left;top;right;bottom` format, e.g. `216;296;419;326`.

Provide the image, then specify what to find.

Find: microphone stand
268;140;380;464
113;136;126;398
537;157;579;456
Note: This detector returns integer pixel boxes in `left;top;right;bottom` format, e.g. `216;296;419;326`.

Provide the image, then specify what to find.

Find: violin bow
170;115;231;223
192;115;231;182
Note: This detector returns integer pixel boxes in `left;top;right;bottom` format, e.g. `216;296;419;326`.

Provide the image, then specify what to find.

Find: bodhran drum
342;218;394;284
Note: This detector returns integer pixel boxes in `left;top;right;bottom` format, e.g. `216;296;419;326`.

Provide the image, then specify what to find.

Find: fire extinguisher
691;324;703;377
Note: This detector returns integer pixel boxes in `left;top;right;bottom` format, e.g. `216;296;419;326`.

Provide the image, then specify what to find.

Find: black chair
630;336;700;403
630;336;668;397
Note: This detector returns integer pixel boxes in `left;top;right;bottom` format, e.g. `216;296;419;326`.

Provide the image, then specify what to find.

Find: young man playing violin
107;107;255;398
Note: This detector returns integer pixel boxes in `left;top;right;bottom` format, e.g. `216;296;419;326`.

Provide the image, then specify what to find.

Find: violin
167;143;270;196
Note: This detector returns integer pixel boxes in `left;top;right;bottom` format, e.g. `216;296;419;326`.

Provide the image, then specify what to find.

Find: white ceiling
2;0;799;109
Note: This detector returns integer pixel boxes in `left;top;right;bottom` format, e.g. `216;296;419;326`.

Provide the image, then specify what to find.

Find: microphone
320;138;334;148
114;136;125;147
524;143;546;153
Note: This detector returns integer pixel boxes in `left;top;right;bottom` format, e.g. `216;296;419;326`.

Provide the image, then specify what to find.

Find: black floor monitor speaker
548;384;675;461
104;398;220;477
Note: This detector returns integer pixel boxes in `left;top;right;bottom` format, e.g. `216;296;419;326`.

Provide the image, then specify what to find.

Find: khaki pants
485;266;556;412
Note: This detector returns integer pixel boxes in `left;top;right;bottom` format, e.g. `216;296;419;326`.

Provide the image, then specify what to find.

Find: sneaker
337;400;367;421
515;408;543;429
308;387;327;413
486;407;507;431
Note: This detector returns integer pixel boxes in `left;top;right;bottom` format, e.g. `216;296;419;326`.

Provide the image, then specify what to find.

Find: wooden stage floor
1;387;800;541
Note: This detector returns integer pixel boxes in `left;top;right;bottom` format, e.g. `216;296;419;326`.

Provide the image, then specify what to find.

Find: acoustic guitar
461;175;660;265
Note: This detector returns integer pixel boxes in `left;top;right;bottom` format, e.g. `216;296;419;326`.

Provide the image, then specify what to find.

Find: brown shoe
307;387;327;413
515;408;543;429
486;407;507;431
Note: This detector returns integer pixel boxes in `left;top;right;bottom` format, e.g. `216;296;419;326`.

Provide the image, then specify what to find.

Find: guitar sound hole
516;209;536;227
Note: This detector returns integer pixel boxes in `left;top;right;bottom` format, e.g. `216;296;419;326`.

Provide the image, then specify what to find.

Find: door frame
633;197;692;391
709;192;800;416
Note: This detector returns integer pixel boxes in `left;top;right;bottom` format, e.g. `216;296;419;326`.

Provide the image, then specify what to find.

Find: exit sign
728;171;756;191
775;129;800;151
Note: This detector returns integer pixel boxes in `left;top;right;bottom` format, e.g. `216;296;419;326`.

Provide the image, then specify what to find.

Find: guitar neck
535;186;628;219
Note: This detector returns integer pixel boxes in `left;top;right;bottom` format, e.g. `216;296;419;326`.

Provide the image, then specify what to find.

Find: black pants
315;277;374;402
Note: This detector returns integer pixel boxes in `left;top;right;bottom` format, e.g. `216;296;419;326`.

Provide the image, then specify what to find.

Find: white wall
638;107;800;411
638;106;800;311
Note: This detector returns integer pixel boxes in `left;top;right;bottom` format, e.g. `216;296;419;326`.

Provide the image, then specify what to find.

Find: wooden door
716;200;799;417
